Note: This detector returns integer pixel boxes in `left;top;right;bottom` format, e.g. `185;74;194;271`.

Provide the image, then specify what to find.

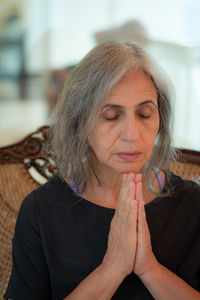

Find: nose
121;115;140;142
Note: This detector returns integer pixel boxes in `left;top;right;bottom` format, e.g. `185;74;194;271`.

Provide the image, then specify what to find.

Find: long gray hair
51;40;178;196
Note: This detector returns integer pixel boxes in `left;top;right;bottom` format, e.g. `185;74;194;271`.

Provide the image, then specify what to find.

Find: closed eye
138;114;151;119
105;115;120;121
105;114;151;121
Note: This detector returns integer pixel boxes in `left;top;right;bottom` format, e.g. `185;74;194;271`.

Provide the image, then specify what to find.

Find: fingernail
135;173;142;183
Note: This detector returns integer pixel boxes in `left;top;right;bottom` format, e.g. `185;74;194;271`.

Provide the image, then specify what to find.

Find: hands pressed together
102;173;158;280
65;173;199;300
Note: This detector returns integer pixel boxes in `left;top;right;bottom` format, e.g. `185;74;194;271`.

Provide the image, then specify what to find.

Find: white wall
23;0;200;150
24;0;191;70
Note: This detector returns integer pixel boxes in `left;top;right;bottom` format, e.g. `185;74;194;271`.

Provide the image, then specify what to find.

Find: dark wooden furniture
170;149;200;183
0;125;57;298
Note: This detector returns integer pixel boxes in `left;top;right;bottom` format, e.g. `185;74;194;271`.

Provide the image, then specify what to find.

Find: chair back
0;125;57;299
170;149;200;183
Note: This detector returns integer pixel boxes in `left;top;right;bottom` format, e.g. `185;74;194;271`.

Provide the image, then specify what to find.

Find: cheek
89;123;119;149
142;121;159;146
149;115;160;136
88;127;107;154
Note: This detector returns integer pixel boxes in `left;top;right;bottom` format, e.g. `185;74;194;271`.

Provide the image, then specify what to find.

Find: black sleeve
4;194;51;300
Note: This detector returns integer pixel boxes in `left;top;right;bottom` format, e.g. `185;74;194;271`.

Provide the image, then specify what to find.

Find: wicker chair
0;125;57;299
0;126;199;299
169;149;200;183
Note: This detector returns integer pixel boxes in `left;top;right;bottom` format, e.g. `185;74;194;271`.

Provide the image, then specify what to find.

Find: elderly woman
5;41;200;300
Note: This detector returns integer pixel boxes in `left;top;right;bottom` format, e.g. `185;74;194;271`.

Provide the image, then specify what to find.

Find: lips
117;151;142;155
116;151;142;161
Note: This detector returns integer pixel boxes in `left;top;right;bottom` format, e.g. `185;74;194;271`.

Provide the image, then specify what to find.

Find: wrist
100;263;127;283
138;260;161;283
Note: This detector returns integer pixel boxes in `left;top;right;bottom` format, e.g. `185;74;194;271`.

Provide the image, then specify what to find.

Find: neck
83;167;163;209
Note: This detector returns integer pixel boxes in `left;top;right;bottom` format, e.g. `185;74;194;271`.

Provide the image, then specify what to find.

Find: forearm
140;262;200;300
64;264;125;300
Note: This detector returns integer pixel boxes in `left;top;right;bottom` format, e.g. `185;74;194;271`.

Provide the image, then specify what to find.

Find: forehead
105;70;157;103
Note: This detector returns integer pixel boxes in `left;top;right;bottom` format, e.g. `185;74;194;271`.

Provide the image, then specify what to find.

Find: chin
116;164;143;175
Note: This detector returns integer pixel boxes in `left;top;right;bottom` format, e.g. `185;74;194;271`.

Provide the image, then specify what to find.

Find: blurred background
0;0;199;150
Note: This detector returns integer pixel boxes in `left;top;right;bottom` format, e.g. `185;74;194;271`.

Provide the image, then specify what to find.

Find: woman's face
88;70;159;176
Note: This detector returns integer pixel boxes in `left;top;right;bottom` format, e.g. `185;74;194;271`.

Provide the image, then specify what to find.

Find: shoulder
19;176;78;221
169;172;200;196
166;171;200;212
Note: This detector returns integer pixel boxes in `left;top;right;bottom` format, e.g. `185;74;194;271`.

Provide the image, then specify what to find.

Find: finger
129;181;136;207
115;174;128;208
139;199;146;220
128;173;136;184
137;200;144;235
129;198;137;222
115;174;134;216
136;182;143;203
138;200;150;239
126;184;137;233
127;174;136;209
135;173;142;184
127;180;138;222
136;182;144;231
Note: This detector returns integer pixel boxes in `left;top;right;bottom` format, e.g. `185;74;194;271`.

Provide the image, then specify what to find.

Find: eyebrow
102;100;158;110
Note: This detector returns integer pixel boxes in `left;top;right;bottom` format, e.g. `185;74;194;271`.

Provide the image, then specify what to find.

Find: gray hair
51;40;178;196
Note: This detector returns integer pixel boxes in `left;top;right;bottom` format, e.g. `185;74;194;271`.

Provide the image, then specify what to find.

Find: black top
4;172;200;300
